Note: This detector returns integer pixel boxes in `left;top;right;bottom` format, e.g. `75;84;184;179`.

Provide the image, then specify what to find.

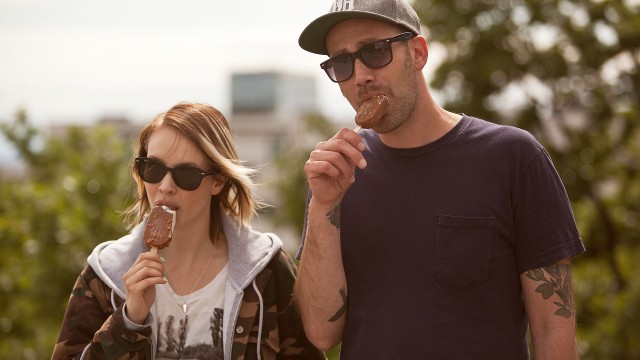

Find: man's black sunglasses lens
135;157;216;191
321;32;415;83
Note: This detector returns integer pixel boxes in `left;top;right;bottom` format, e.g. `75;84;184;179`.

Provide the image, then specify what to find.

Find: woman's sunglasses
320;32;416;83
135;157;218;191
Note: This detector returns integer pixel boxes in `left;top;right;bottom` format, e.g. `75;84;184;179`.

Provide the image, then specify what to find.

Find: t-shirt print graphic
156;308;224;360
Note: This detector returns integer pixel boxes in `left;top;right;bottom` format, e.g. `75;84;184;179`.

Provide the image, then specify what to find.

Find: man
294;0;586;359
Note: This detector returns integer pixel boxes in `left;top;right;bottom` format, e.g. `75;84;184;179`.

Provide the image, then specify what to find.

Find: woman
52;102;324;360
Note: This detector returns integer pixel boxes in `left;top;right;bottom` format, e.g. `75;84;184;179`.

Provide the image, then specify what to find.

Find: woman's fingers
123;252;166;324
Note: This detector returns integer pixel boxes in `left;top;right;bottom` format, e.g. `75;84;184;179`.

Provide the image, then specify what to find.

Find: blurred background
1;0;639;359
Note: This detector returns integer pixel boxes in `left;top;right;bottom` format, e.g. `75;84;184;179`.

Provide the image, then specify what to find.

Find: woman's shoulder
248;249;298;297
265;249;298;277
73;265;122;313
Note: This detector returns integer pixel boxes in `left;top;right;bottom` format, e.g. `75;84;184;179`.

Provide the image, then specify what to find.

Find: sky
0;0;361;162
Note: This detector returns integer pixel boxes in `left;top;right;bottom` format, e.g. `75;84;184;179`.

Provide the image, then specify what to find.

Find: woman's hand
122;251;165;324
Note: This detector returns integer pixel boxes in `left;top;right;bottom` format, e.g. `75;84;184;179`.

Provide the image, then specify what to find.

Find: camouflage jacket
52;215;325;360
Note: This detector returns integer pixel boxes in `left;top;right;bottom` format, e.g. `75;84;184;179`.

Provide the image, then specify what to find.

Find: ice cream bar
355;95;389;130
143;205;176;252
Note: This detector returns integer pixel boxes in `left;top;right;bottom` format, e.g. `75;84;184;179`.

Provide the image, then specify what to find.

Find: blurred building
229;71;316;172
228;72;318;202
228;71;317;252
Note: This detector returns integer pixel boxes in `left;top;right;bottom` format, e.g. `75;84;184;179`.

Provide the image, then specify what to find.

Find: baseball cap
299;0;422;55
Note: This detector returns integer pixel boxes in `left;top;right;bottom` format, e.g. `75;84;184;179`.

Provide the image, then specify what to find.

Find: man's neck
379;96;461;149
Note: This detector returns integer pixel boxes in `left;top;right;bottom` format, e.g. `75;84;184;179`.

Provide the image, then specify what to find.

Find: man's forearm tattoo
525;263;575;318
326;203;341;230
328;287;348;322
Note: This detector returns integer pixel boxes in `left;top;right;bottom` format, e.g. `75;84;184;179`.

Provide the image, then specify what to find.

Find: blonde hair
123;102;264;241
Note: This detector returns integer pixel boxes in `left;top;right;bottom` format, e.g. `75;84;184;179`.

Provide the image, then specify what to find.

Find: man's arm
294;200;348;351
294;128;367;351
521;257;580;360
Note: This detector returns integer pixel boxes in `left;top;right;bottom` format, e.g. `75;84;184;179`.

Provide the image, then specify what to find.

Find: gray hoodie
87;213;282;360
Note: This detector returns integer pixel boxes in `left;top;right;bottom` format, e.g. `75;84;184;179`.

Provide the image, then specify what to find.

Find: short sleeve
513;148;585;272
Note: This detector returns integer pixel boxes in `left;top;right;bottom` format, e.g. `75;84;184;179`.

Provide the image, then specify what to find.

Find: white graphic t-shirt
154;264;228;360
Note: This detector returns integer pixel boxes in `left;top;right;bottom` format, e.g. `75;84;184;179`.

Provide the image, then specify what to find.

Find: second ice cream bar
355;95;389;129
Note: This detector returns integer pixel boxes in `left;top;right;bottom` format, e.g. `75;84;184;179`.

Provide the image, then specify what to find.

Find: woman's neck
160;234;228;295
163;224;218;263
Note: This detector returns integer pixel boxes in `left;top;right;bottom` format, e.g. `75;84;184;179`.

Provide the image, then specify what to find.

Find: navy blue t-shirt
300;115;585;359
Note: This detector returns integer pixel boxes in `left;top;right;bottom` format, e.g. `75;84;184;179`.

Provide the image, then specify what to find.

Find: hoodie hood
87;212;283;299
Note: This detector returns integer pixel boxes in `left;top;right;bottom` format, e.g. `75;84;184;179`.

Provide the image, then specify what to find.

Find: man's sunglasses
320;32;416;83
135;157;218;191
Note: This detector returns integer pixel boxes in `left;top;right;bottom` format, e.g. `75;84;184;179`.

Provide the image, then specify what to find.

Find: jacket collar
87;211;282;299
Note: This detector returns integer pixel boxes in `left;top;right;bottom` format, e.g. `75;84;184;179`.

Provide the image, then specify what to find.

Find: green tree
0;111;135;358
412;0;640;358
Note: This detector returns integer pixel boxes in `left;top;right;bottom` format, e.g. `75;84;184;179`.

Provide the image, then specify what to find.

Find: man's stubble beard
377;49;420;135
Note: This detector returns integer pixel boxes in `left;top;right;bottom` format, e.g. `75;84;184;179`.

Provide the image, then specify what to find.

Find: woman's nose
157;171;177;193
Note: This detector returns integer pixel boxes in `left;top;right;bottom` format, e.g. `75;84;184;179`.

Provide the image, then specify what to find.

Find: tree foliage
411;0;640;357
0;111;135;358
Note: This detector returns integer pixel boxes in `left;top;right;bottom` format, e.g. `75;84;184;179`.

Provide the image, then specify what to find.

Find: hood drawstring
252;279;264;360
110;288;117;311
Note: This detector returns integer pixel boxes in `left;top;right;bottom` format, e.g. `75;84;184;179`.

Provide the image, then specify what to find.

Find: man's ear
411;35;429;71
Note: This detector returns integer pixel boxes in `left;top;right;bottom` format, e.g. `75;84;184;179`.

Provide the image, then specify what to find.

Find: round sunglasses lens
141;160;166;183
174;167;201;190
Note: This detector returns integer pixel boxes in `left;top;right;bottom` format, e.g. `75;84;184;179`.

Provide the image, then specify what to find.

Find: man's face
325;18;420;133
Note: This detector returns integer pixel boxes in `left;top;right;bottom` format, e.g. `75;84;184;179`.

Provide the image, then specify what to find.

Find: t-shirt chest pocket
434;214;494;288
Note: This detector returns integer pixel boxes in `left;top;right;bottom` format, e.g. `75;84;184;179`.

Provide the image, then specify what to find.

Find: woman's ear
211;178;226;196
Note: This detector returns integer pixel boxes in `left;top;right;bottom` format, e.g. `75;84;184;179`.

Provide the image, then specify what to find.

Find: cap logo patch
333;0;355;12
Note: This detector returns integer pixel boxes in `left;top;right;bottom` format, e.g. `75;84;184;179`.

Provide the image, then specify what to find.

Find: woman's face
144;125;224;232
